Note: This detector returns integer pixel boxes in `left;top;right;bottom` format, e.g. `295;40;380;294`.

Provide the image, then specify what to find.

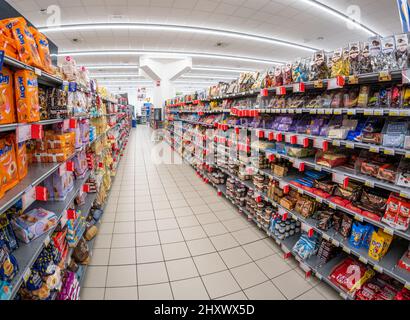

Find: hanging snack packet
5;17;42;68
395;34;409;70
381;36;398;71
14;70;40;123
369;36;383;73
349;42;361;75
13;136;28;181
331;48;344;78
0;67;16;125
29;27;54;74
349;222;366;249
359;42;373;74
283;63;292;85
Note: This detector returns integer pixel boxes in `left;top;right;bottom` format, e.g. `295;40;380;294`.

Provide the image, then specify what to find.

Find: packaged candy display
381;36;398;71
397;247;410;273
0;240;19;283
0;67;16;125
368;229;393;261
0;134;19;197
43;171;74;202
11;208;57;244
349;42;361;75
292;233;320;260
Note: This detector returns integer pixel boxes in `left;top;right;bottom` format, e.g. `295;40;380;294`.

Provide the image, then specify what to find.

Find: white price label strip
17;124;32;143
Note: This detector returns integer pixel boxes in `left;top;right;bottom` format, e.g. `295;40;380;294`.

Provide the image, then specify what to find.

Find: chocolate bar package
381;36;398;71
369;36;383;72
359;42;373;74
395;33;409;69
349;42;361;75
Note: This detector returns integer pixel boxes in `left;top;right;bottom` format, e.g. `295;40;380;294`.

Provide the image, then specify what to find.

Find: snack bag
0;135;19;195
14;137;28;181
29;27;54;74
368;230;393;261
0;67;16;125
349;42;361;75
395;34;409;69
349;222;366;249
14;70;40;123
0;29;18;59
5;17;42;68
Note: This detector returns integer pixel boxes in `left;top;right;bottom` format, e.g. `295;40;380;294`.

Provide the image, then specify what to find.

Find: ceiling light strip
300;0;378;36
54;50;282;65
39;22;318;52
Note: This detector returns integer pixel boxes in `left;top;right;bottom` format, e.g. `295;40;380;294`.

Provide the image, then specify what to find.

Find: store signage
260;88;269;97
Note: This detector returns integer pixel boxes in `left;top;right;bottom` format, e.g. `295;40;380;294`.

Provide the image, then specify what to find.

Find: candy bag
0;135;19;195
29;27;54;74
0;67;16;125
14;137;28;181
349;222;366;249
14;70;40;123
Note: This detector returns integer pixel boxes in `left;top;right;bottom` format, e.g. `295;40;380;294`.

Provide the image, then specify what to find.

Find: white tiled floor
81;126;340;300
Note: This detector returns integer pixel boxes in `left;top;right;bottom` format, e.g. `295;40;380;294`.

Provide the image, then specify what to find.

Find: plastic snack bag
381;36;398;71
0;135;19;195
395;33;409;70
369;36;383;73
359;42;373;74
349;42;361;75
29;27;54;74
14;138;28;181
14;70;40;123
0;67;16;125
5;17;42;68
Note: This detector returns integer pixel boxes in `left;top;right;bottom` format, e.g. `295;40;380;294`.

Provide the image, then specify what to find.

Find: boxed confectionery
11;208;58;244
43;171;74;202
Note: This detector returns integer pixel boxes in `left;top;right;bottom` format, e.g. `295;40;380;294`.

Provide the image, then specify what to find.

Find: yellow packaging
14;70;40;123
368;230;393;261
0;67;16;125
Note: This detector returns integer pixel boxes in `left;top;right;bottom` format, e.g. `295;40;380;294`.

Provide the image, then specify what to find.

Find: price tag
322;233;330;241
317;109;324;115
296;109;303;114
405;282;410;290
23;268;32;283
400;191;410;199
293;83;305;93
369;146;380;153
384;148;395;156
298;188;304;195
34;67;42;76
347;109;356;115
44;235;51;247
365;180;374;188
331;239;340;247
316;273;323;281
288;109;295;114
309;109;317;115
314;165;322;172
329;202;337;209
332;140;341;147
343;246;351;254
359;256;368;265
346;142;355;149
363;109;374;116
314;80;323;89
316;196;323;203
354;214;364;222
348;75;359;84
379;71;392;82
16;124;32;143
406;152;410;159
383;227;394;236
325;109;333;115
327;76;345;90
373;265;383;273
374;109;384;116
400;110;410;116
333;109;342;115
388;110;399;116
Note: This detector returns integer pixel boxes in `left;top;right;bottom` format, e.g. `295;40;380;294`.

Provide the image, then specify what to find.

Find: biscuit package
14;70;40;123
29;27;54;74
0;135;19;197
0;67;16;125
14;139;28;181
4;17;42;69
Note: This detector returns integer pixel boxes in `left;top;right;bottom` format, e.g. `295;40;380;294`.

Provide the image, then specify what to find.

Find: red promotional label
69;119;77;129
83;184;90;193
35;186;48;201
268;132;274;141
260;88;269;97
276;86;286;95
67;209;76;220
31;124;43;140
66;161;75;172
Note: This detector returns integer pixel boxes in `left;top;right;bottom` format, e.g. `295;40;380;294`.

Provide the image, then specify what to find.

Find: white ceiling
6;0;403;93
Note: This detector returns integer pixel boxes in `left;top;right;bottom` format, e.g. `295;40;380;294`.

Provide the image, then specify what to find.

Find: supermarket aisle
81;126;340;300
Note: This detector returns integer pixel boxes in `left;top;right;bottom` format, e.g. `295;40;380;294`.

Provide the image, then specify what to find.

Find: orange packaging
0;67;16;125
4;17;42;68
0;29;18;59
0;134;19;195
14;70;40;123
29;27;54;74
15;141;28;181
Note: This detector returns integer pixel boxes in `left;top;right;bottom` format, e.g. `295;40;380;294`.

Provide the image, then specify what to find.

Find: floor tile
162;242;191;260
83;266;107;288
202;222;229;237
186;238;216;256
173;207;194;217
222;218;250;232
295;288;326;300
81;288;105;300
256;255;293;279
230;262;268;289
137;262;169;285
154;209;175;220
166;258;199;281
136;245;164;264
219;247;252;269
89;249;110;266
111;233;135;248
171;277;209;300
136;220;157;233
157;218;179;231
135;211;155;221
216;291;248;300
244;281;286;300
196;213;219;225
138;283;173;300
231;228;264;245
209;234;240;251
176;215;200;228
201;271;241;299
99;223;114;234
170;199;189;208
114;222;135;234
105;287;138;300
271;270;313;300
190;205;212;215
109;247;136;265
158;229;185;244
193;253;227;276
153;201;171;210
115;212;135;222
106;265;137;287
93;234;113;249
135;231;160;247
242;239;275;261
180;225;207;241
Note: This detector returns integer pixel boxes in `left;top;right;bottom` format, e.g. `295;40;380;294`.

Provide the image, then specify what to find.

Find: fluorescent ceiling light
39;23;317;52
84;65;139;70
91;74;143;78
53;50;283;65
299;0;378;36
98;80;152;84
191;66;255;73
181;75;236;80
